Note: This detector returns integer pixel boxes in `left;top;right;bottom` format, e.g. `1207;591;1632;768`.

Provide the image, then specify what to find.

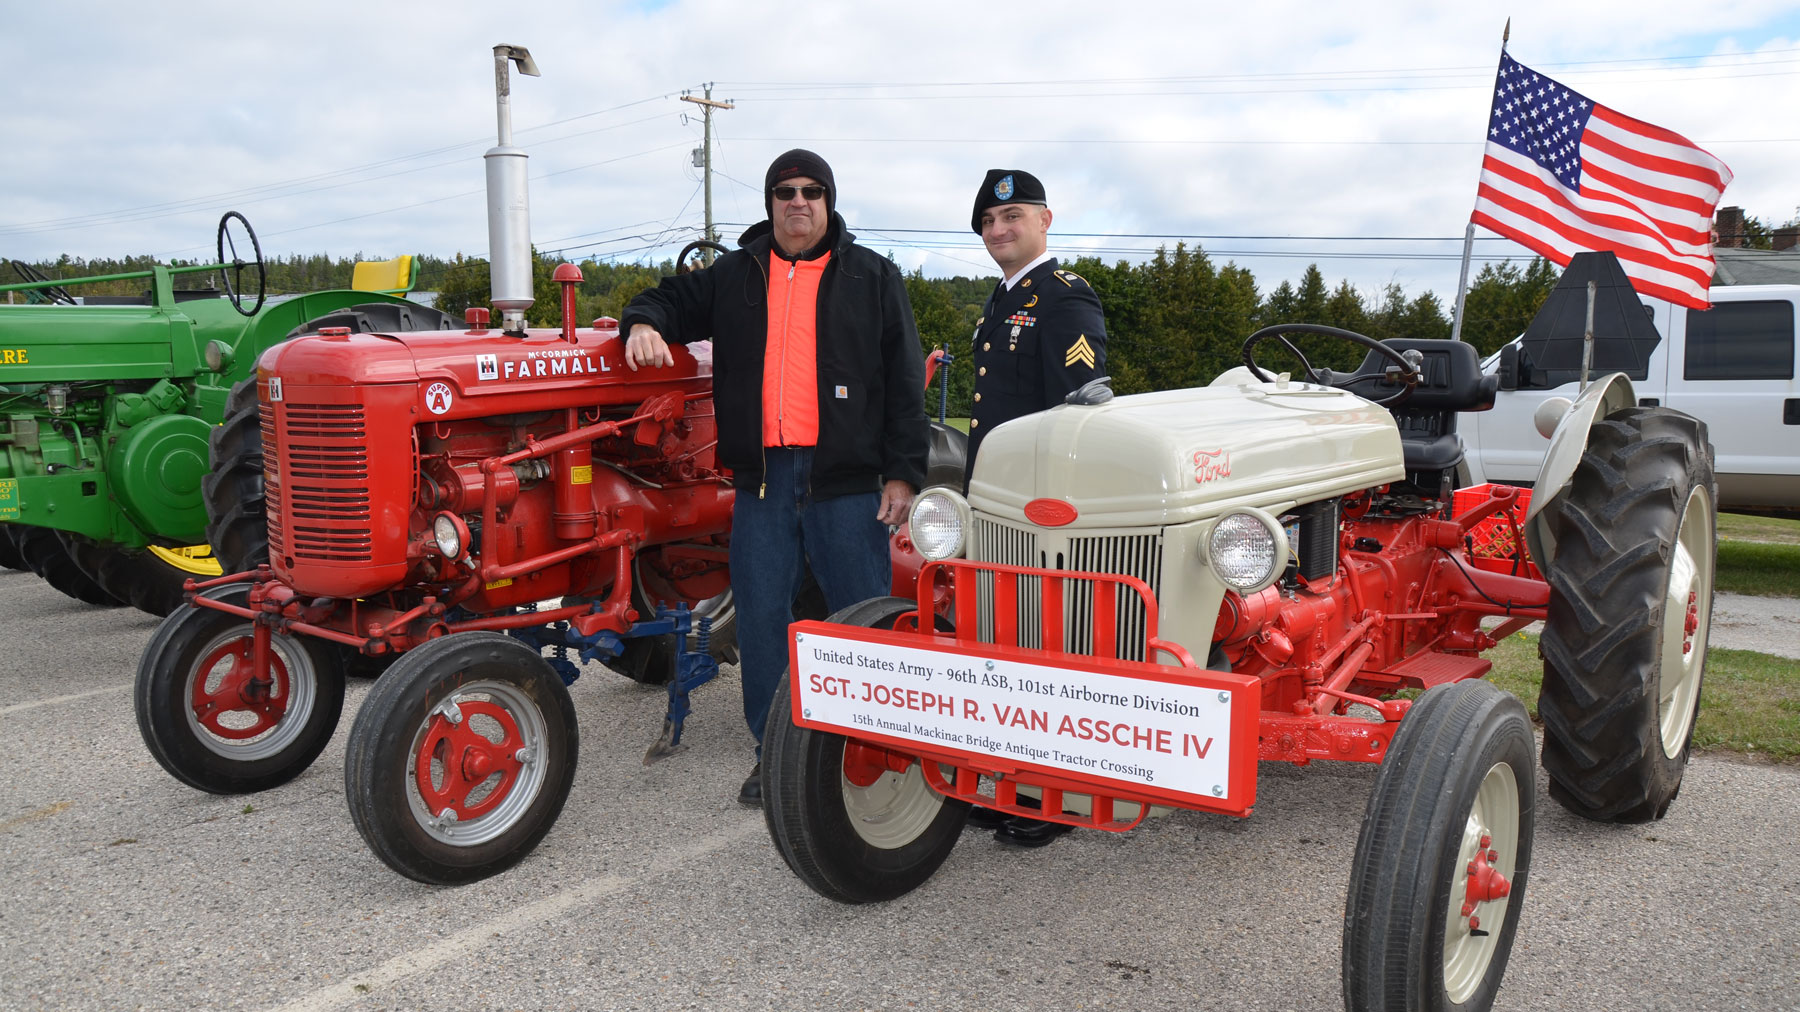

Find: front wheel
344;632;579;885
762;596;968;904
134;585;347;793
1342;680;1535;1012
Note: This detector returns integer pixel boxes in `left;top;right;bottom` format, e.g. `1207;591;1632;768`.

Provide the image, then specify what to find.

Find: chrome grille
277;404;372;561
969;516;1163;661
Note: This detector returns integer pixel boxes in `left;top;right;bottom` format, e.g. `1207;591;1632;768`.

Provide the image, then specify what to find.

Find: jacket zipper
777;259;796;448
757;254;773;499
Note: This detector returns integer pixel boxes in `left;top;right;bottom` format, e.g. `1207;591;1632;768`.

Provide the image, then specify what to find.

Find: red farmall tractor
133;47;755;882
761;324;1716;1012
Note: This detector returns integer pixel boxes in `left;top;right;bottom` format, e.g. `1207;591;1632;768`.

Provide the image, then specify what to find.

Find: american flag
1470;52;1733;309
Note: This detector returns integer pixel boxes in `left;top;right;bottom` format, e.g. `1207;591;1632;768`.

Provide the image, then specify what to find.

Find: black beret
971;169;1047;233
765;148;836;219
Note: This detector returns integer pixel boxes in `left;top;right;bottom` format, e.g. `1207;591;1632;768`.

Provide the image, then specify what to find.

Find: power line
153;141;695;259
713;47;1800;90
0;94;685;235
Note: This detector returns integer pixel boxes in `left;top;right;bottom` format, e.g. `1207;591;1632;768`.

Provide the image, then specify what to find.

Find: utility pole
681;85;734;265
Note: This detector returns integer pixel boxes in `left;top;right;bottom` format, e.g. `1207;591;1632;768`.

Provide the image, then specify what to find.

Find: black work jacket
619;215;928;498
968;257;1108;474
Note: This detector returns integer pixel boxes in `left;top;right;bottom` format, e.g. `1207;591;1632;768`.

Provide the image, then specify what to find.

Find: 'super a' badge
994;174;1014;200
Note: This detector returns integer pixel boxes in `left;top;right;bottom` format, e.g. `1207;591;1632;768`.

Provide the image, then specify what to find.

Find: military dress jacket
967;257;1107;475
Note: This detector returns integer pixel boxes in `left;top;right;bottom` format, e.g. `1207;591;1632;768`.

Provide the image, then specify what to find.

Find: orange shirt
762;251;829;447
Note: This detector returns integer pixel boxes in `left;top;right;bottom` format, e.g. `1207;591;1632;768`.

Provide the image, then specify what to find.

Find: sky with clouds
5;0;1798;305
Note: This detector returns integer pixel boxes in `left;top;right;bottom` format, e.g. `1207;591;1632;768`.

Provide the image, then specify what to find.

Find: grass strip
1716;540;1800;598
1481;633;1799;762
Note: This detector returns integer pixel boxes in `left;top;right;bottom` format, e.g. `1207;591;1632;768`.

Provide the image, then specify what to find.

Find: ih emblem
476;354;499;381
424;382;454;415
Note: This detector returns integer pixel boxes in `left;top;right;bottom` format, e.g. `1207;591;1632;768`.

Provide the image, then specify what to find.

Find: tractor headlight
203;340;233;372
908;488;970;561
1203;509;1288;593
431;512;469;558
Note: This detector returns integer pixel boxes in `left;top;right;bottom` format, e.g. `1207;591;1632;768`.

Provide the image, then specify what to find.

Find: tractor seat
350;255;418;295
1338;339;1498;478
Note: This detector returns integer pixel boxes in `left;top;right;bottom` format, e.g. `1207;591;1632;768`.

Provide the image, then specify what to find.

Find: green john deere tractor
0;213;456;614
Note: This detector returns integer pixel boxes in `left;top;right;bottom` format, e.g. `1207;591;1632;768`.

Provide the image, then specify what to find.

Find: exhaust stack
486;44;540;335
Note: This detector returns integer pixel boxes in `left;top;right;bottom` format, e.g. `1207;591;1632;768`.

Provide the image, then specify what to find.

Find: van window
1684;301;1796;380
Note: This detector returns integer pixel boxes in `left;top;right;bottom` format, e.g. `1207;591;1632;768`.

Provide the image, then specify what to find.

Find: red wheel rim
414;700;527;821
190;637;290;740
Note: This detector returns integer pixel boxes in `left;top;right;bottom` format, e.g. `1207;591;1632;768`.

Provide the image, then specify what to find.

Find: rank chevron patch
1065;334;1096;368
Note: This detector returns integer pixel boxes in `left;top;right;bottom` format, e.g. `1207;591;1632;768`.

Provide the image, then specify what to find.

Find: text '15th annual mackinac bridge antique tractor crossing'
130;45;1716;1012
1;211;455;615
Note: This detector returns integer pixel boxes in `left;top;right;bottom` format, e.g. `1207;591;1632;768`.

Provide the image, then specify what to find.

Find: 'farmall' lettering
501;352;608;380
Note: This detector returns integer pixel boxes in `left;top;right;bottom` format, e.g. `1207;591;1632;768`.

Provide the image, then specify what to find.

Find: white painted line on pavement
266;816;768;1012
0;683;131;716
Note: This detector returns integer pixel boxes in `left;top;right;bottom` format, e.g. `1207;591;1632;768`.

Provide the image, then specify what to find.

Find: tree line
20;245;1560;418
904;250;1557;417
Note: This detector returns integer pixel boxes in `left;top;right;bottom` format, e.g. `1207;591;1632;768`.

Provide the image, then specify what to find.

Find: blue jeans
730;447;891;754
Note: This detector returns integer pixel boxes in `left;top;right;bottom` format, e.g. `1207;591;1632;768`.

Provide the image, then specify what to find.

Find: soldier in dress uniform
966;170;1108;848
966;168;1107;489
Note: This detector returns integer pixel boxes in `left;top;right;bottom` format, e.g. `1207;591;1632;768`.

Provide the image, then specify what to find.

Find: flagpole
1451;19;1512;344
1449;223;1476;342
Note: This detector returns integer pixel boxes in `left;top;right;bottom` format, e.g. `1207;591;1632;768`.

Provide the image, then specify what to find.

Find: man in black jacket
621;149;928;805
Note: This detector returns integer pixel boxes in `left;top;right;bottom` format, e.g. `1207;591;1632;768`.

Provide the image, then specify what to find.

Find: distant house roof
1713;247;1800;286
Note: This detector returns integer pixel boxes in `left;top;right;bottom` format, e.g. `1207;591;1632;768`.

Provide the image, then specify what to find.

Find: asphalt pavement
2;565;1797;1012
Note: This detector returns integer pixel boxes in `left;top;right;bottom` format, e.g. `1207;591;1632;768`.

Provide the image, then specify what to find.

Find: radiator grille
261;409;284;555
276;403;372;561
969;516;1163;661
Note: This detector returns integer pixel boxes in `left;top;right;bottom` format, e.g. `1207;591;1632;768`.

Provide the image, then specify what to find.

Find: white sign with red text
792;630;1238;804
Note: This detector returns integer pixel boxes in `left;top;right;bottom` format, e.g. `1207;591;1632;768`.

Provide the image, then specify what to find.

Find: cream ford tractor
761;324;1717;1012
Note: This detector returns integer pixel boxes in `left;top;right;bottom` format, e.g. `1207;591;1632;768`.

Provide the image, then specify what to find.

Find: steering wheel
1240;323;1420;406
215;211;267;317
8;260;77;306
676;239;730;274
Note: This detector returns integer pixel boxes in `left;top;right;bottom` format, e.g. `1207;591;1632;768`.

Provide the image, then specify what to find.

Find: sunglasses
772;184;827;201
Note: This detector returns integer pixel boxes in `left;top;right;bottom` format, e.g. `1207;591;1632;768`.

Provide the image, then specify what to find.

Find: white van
1460;283;1800;515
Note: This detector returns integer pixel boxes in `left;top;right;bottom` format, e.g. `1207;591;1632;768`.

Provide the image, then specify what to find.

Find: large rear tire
15;525;123;606
201;377;269;576
611;553;739;685
762;596;968;904
63;535;220;617
1537;406;1716;823
0;524;26;571
134;584;347;793
1342;680;1535;1012
344;632;579;884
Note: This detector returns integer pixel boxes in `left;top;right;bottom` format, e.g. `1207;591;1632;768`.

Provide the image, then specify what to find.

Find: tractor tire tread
1538;406;1715;824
